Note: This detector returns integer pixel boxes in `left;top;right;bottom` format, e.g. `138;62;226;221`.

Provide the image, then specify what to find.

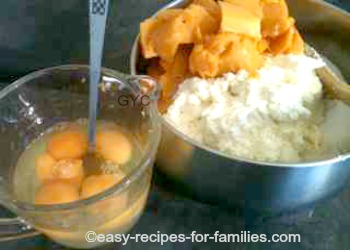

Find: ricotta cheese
164;55;327;163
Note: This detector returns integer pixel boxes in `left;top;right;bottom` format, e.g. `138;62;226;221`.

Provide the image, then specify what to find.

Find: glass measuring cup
0;65;161;248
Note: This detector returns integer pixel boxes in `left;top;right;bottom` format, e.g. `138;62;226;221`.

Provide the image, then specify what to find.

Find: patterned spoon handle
88;0;110;148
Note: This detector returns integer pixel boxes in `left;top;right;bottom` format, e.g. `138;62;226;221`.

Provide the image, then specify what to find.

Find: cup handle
0;217;39;241
126;75;161;101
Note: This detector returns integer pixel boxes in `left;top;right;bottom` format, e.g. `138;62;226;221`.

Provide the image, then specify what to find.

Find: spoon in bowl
84;0;110;175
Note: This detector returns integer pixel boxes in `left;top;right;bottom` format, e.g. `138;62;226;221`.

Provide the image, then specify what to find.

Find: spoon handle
88;0;109;148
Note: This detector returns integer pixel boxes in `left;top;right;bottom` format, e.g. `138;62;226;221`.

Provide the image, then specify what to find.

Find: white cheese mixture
164;55;328;163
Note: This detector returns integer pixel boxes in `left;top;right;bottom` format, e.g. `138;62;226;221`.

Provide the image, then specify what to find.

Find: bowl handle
126;75;162;102
0;217;39;241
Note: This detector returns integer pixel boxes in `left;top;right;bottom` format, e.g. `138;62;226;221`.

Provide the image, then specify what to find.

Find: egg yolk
36;155;84;187
81;173;125;199
96;130;133;165
35;180;80;205
47;130;88;160
81;173;129;217
52;159;85;187
36;153;57;183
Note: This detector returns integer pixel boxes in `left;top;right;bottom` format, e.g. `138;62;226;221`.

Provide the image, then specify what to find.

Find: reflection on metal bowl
130;0;350;213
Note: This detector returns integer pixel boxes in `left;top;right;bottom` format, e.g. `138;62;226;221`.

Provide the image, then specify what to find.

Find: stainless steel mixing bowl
130;0;350;213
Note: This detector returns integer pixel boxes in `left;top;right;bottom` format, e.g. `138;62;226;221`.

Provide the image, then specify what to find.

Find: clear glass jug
0;65;161;248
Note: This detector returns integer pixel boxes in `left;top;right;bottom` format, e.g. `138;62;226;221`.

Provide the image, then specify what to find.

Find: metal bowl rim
130;0;350;168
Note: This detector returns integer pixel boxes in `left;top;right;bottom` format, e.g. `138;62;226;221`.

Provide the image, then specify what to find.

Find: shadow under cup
0;65;161;248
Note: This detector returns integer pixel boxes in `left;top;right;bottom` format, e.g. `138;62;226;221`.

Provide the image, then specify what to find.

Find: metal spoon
85;0;110;175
